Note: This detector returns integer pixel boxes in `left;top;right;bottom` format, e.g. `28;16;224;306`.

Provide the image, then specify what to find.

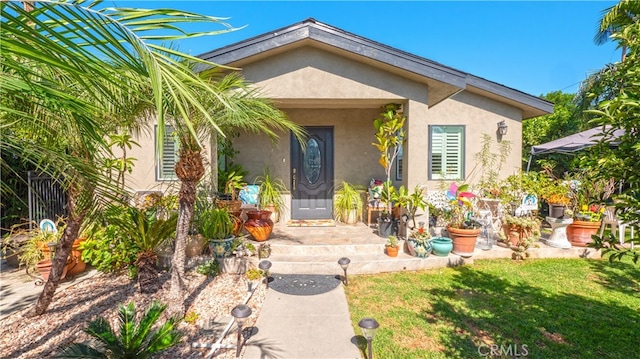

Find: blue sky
117;1;620;97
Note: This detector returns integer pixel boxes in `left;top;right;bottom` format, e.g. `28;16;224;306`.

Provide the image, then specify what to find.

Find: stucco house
126;18;553;222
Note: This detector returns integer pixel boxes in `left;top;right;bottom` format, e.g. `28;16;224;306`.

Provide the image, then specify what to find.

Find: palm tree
165;71;306;314
55;300;183;358
1;1;240;316
594;0;640;62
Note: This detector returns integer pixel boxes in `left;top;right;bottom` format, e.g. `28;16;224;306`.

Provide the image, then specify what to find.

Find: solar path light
338;257;351;286
258;260;272;289
231;304;252;358
358;317;380;359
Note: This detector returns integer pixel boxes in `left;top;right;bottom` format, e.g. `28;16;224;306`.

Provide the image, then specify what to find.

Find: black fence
28;171;67;228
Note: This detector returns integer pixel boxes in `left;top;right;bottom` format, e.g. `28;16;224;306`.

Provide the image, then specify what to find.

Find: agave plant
55;300;183;358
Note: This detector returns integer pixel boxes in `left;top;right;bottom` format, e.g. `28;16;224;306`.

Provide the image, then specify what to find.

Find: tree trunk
210;132;218;193
168;149;204;316
27;189;86;317
137;255;160;294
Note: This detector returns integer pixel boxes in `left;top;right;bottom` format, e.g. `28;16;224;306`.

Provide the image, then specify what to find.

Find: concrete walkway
243;285;361;359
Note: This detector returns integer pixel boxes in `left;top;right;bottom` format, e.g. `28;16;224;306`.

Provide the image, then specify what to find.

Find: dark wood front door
290;127;334;219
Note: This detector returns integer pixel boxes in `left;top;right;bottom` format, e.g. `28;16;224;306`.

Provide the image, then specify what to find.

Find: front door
290;127;334;219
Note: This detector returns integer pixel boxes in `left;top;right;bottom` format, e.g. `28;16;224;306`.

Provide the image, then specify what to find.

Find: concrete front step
267;250;470;275
261;240;602;275
269;242;385;256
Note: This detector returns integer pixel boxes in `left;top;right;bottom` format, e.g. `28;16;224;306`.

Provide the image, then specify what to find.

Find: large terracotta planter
447;226;481;258
36;258;71;281
38;238;87;276
567;220;601;247
245;210;274;242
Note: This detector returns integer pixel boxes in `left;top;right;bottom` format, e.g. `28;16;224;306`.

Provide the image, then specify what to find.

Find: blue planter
407;238;433;258
208;236;235;258
431;237;453;257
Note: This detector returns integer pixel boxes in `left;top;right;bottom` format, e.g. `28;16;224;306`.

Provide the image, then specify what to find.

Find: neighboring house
126;18;553;222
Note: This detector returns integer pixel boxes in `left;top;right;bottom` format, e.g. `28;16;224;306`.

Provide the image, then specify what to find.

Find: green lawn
345;258;640;358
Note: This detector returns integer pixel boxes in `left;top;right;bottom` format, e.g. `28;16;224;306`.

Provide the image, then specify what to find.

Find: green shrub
196;260;220;277
55;301;183;358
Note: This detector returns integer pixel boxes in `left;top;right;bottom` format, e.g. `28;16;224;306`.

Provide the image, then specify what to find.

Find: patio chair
366;179;386;227
366;192;386;227
599;206;635;247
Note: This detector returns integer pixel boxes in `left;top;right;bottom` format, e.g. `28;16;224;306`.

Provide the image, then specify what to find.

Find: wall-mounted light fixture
497;120;508;136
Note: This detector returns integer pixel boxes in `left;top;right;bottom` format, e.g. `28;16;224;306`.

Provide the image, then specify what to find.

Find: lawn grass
345;258;640;358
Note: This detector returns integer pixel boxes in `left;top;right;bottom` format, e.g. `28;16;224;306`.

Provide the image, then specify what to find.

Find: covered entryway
290;126;334;219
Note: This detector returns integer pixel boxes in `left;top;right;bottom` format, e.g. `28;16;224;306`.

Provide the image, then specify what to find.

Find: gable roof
198;18;552;119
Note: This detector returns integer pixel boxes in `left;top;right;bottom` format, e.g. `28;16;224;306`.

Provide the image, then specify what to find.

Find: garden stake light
231;304;252;358
358;317;379;359
338;257;350;286
258;260;272;289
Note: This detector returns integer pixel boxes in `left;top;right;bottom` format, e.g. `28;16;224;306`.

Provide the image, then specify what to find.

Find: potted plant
255;169;288;222
499;214;541;259
385;235;400;257
334;181;364;224
444;182;481;258
540;178;571;218
197;208;237;258
217;170;246;212
566;173;615;247
395;185;428;234
407;224;433;258
472;134;511;217
371;103;406;237
17;219;87;281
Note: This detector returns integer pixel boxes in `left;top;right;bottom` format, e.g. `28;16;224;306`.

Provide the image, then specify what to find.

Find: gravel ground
0;269;266;358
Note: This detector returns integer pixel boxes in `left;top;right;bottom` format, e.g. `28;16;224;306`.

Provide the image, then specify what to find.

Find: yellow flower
581;204;588;211
600;207;606;213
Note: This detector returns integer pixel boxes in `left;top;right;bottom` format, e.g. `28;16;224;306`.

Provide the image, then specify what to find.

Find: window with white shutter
429;125;464;180
155;125;178;181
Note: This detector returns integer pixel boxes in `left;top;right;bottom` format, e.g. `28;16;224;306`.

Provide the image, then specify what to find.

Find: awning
526;126;624;171
530;126;624;156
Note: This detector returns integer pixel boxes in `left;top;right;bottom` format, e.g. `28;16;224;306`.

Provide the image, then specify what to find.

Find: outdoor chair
599;206;635;248
366;192;386;227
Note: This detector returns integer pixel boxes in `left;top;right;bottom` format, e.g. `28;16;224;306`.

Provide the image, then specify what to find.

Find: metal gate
28;171;67;228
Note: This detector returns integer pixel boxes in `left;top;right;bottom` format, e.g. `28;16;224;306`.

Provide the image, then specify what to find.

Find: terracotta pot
36;258;71;281
447;226;481;258
385;246;399;257
230;211;244;236
38;238;87;276
67;238;87;276
567;220;601;247
263;205;280;223
245;210;274;242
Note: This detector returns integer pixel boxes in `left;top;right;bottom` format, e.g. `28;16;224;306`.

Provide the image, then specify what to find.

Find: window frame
428;125;465;180
395;144;403;181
